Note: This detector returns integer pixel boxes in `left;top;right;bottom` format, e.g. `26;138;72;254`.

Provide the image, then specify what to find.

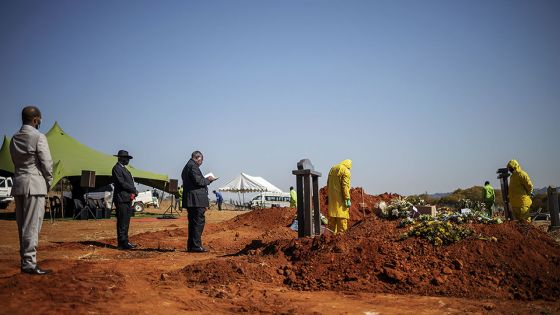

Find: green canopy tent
0;122;169;191
0;135;14;177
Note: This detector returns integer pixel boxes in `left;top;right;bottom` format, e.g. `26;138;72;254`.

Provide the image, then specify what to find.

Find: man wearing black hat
112;150;138;250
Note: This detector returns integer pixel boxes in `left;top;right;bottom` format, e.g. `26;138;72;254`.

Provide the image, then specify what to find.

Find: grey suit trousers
15;195;45;270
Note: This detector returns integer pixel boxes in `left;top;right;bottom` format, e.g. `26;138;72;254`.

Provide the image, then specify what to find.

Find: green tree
494;190;504;207
461;186;484;202
438;194;462;207
530;193;548;212
418;193;437;205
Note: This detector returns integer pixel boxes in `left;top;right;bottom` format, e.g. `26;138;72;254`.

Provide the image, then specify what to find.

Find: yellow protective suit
177;186;184;209
290;188;297;207
507;160;533;221
327;159;352;233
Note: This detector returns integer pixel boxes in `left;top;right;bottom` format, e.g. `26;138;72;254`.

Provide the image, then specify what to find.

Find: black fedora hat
114;150;133;159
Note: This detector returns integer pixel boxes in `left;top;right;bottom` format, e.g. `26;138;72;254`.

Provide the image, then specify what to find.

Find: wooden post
303;175;312;236
296;175;304;238
548;186;560;231
293;159;322;237
60;179;64;219
497;168;511;220
312;175;321;235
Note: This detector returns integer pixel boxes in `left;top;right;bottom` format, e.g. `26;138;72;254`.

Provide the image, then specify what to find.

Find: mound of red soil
319;186;401;221
180;258;281;288
140;206;560;302
256;217;560;300
225;207;296;229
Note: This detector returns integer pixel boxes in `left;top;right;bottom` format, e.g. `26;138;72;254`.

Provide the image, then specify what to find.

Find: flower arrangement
401;220;473;246
381;197;415;219
398;208;502;245
457;198;485;212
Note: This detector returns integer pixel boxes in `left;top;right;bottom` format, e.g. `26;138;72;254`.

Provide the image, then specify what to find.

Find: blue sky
1;0;559;195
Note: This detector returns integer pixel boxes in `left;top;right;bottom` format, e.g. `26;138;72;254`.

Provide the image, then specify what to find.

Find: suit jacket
10;125;53;196
181;159;211;208
112;162;137;203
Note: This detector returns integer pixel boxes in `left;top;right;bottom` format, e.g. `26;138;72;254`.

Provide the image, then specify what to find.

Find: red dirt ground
257;218;560;300
1;192;560;314
319;186;401;221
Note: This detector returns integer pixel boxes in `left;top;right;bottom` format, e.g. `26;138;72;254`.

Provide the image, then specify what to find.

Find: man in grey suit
10;106;53;275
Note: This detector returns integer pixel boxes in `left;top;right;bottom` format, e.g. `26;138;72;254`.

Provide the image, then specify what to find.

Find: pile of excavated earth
319;187;400;221
178;188;560;301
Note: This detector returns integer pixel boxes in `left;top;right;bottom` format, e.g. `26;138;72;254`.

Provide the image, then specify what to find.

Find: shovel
358;187;368;219
352;188;369;228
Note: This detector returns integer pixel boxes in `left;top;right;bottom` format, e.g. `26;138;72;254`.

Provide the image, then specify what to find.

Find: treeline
411;186;554;212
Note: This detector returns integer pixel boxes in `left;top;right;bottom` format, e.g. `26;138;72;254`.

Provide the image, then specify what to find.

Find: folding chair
49;196;62;218
73;199;95;220
45;198;54;222
86;198;103;219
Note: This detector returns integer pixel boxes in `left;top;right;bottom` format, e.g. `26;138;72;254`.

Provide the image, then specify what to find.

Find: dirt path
1;208;559;314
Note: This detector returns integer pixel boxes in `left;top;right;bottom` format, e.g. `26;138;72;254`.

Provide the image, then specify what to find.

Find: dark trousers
186;207;206;249
116;201;133;246
217;201;222;211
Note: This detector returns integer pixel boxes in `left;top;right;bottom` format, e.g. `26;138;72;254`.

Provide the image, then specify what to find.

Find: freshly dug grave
170;189;560;302
258;216;560;301
178;202;560;302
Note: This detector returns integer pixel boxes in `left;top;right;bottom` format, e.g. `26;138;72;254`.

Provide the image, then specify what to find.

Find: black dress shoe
118;242;137;250
21;267;51;275
187;247;209;253
118;243;134;250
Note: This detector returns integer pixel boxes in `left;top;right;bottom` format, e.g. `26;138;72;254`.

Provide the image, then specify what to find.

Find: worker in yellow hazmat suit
289;186;297;208
177;185;183;209
482;181;495;216
327;159;352;234
507;160;533;221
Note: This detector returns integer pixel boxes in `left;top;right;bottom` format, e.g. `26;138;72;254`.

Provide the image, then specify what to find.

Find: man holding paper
181;151;216;252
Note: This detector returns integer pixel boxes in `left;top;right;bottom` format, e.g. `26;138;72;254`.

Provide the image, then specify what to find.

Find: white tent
218;173;283;206
219;173;282;193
